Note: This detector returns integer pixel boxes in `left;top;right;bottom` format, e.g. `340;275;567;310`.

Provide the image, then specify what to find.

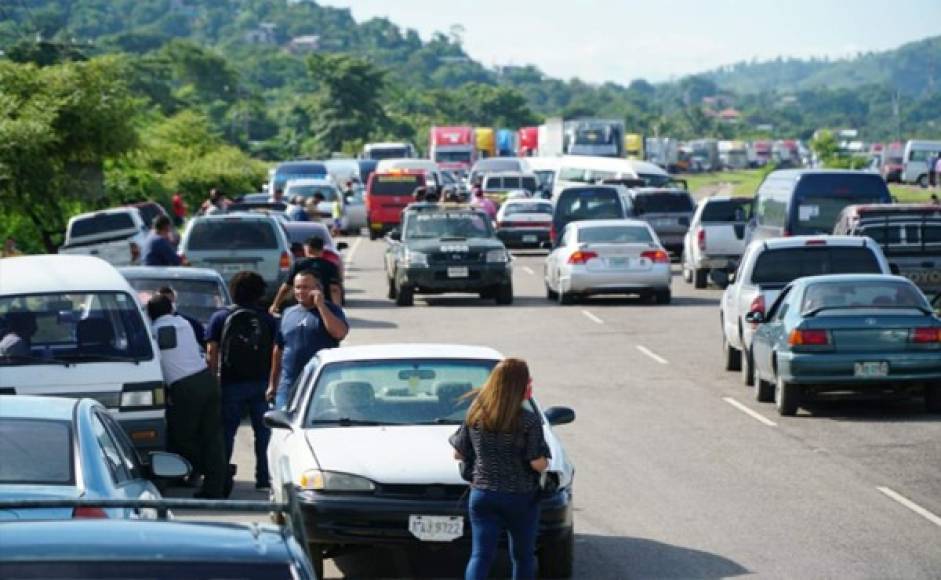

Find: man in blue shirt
267;270;349;409
142;215;181;266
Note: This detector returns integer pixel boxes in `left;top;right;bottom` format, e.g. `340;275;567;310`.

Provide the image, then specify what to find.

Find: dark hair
153;215;172;232
146;295;173;320
305;236;325;251
229;271;267;305
156;286;175;298
294;269;322;285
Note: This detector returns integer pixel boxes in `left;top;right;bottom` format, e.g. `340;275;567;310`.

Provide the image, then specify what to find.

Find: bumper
497;229;549;247
693;255;740;270
778;351;941;389
564;265;671;295
369;221;400;236
298;488;573;547
400;265;512;293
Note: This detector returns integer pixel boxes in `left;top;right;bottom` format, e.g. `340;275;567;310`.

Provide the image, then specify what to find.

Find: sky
318;0;941;84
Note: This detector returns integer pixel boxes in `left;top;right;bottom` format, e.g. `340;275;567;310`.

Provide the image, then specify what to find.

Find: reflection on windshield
129;279;227;326
801;281;927;313
405;213;492;239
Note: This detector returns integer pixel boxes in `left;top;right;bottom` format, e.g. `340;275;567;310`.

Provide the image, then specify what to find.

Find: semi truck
625;133;645;159
361;142;416;160
496;129;516;157
563;118;625;157
517;127;538;157
718;140;748;170
429;126;476;174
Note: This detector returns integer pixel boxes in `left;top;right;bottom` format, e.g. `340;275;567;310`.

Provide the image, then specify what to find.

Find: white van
551;156;671;199
375;158;443;192
901;140;941;186
0;255;167;452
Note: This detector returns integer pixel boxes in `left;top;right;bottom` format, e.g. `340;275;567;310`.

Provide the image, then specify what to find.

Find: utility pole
891;89;901;142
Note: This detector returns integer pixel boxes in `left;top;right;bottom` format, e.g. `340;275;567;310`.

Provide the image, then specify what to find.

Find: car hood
406;238;506;254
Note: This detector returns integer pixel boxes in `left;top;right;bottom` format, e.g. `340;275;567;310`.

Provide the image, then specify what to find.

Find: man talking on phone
267;270;349;409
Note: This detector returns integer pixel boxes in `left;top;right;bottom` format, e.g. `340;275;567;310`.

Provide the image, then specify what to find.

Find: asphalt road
200;235;941;579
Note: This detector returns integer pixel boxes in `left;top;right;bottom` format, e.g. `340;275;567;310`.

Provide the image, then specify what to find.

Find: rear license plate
654;218;675;227
607;257;629;267
408;515;463;542
448;266;469;278
522;235;537;243
220;263;251;274
854;361;889;378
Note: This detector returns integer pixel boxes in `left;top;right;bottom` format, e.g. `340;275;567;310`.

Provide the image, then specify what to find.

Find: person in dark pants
449;358;550;580
206;272;277;490
269;236;342;312
142;215;182;266
147;295;227;498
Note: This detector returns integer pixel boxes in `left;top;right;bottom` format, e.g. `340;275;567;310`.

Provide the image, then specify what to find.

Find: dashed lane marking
581;310;604;324
722;397;778;427
343;237;363;267
636;345;668;365
877;486;941;528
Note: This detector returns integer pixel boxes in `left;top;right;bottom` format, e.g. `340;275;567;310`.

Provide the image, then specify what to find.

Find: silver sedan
544;219;673;304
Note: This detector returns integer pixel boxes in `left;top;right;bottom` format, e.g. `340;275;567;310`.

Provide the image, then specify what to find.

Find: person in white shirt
147;295;227;498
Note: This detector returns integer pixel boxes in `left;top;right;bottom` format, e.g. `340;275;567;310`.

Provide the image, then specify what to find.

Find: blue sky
320;0;940;83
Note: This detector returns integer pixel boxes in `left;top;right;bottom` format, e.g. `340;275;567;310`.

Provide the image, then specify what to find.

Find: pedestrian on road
286;194;309;221
171;192;187;227
472;189;497;219
449;358;550;580
306;192;326;222
147;295;227;498
206;272;277;491
269;236;343;313
142;215;182;266
200;188;231;215
156;286;206;349
267;270;348;409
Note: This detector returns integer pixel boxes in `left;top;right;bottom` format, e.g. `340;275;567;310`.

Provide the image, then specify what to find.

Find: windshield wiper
0;354;72;367
58;353;141;364
309;418;390;427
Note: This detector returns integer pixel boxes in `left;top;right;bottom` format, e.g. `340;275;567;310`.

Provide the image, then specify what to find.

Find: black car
384;204;514;305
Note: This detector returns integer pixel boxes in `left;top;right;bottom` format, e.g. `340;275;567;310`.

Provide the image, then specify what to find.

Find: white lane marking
343;237;362;267
522;266;535;275
722;397;778;427
877;486;941;528
581;310;604;325
636;345;668;365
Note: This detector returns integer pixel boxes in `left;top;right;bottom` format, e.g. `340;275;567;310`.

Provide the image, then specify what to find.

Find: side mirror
387;229;401;242
337;241;349;251
264;409;294;430
544;406;575;426
744;310;765;324
710;270;729;288
148;451;191;479
156;326;177;350
889;263;900;275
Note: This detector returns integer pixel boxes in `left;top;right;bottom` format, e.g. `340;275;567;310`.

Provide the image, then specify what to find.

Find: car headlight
299;469;375;492
486;249;510;263
403;249;428;267
121;391;153;407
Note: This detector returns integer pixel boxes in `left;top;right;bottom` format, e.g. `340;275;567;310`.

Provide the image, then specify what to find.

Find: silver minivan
179;214;293;300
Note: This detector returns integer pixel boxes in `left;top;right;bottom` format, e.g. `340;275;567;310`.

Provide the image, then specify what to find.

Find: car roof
117;266;224;282
0;255;134;296
795;273;916;286
768;169;882;178
754;235;872;250
0;520;294;563
190;213;280;223
569;219;651;229
275;161;326;170
285;178;335;186
315;344;503;365
69;207;141;221
630;188;692;195
0;395;78;421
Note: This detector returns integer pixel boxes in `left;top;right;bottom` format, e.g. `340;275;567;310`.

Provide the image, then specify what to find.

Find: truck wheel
387;275;397;300
775;374;799;416
694;268;708;289
495;283;514;305
538;528;574;579
369;229;379;241
395;283;414;307
741;345;755;386
722;334;741;371
654;289;671;304
925;383;941;413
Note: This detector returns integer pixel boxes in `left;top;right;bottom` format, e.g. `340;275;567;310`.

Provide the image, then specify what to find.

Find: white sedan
265;344;577;578
544;219;673;304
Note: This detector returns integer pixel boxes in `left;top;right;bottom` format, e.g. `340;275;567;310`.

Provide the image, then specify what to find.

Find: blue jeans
466;488;540;580
221;380;271;485
275;385;291;411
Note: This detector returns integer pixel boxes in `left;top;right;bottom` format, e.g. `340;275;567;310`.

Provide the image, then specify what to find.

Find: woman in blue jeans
450;358;550;580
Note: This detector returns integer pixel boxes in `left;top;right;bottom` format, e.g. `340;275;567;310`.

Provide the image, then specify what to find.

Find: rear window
370;174;423;196
801;281;928;313
556;188;624;221
751;247;882;286
633;193;694;214
70;213;137;239
504;203;553;216
578;226;653;244
188;220;278;250
701;199;751;222
793;174;891;235
128;279;227;326
0;419;73;484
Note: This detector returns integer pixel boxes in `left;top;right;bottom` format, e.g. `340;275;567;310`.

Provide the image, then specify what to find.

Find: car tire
917;174;929;188
654;289;671;305
775;374;799;416
694;268;708;289
538;528;574;579
495;283;514;305
925;383;941;413
307;543;325;579
722;333;742;371
754;363;774;402
387;275;397;300
369;229;379;241
681;257;692;284
395;283;414;307
741;345;755;386
558;288;576;305
546;283;558;300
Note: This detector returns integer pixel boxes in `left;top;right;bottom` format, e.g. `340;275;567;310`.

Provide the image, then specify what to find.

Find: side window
92;414;131;483
288;360;318;415
101;412;145;481
767;286;792;321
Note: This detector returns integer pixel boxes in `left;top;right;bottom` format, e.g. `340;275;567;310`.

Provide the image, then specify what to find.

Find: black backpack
219;307;273;383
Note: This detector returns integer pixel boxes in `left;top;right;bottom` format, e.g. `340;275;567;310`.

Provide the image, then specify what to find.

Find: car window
188;220;279;250
99;412;145;481
70;213;137;238
801;280;928;313
556;189;623;220
767;286;793;321
92;414;131;483
577;226;653;244
128;278;228;327
0;419;73;484
504;203;553;216
632;193;694;214
405;213;491;239
750;247;882;286
701;200;751;222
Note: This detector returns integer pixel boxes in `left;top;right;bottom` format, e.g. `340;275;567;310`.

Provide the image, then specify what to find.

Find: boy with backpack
206;271;278;491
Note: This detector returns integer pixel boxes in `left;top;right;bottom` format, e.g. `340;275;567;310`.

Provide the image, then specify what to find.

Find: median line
722;397;777;427
876;486;941;528
581;310;604;325
635;345;668;365
343;237;362;268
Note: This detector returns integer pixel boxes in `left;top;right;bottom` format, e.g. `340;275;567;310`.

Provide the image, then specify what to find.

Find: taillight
697;229;706;252
641;250;670;264
568;250;598;265
788;329;830;346
550;224;557;244
73;506;108;519
279;251;291;270
911;328;941;343
129;242;141;263
805;239;827;246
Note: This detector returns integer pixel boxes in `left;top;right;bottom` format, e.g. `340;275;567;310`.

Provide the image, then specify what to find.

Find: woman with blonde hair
449;358;550;580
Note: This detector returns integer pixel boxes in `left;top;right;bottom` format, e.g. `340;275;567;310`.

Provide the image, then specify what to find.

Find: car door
99;412;160;500
90;411;147;518
752;285;793;381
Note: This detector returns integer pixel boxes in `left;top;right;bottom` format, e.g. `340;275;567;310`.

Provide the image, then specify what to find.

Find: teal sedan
747;274;941;416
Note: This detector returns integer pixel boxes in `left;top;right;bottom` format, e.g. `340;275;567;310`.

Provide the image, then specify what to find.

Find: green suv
384;204;514;306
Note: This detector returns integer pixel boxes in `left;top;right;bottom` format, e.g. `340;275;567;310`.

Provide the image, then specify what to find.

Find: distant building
288;35;320;54
718;108;742;123
244;22;277;44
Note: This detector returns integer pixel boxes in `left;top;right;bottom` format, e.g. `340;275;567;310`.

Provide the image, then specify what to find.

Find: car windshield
801;281;928;314
435;151;472;164
405;213;492;239
70;213;137;238
371;175;422;196
701;199;751;222
367;147;409;160
0;561;296;579
188;220;278;250
304;359;540;426
0;292;154;365
0;419;73;484
633;193;694;214
504;203;553;216
556;189;623;220
127;279;227;326
286;185;339;201
578;226;653;244
274;166;327;190
751;247;882;286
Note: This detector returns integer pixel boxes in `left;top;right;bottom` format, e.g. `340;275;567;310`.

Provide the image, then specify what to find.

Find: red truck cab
430;126;476;174
365;170;426;240
518;127;538;157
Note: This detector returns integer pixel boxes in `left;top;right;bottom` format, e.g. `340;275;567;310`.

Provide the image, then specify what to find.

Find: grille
374;484;468;501
429;252;483;265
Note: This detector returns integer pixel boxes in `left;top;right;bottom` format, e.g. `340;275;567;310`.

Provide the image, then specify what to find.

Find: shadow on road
347;316;398;330
345;298;396;309
576;533;750;579
800;397;939;423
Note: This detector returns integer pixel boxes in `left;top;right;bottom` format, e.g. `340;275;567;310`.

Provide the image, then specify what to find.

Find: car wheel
558;288;576;305
917;174;929;188
654;289;671;304
307;543;325;579
495;283;514;305
722;333;742;371
681;257;692;284
538;528;574;578
925;383;941;413
369;229;379;241
395;282;414;307
546;282;558;300
754;363;774;402
741;345;755;386
775;374;799;416
694;268;708;289
387;275;397;300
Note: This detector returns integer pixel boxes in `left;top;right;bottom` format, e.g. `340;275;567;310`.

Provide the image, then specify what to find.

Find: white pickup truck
682;196;751;288
58;207;149;266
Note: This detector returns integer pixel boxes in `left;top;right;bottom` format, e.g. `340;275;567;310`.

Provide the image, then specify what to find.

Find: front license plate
448;266;469;278
522;235;538;243
854;361;889;378
408;515;464;542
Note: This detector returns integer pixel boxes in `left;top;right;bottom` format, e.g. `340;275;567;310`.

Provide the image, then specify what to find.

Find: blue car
748;275;941;416
0;396;189;520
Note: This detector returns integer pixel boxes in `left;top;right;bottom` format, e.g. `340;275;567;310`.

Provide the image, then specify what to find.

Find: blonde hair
465;358;529;433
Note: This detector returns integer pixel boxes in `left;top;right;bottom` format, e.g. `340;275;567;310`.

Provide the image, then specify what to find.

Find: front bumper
563;265;671;295
297;488;573;547
778;350;941;390
497;228;549;248
400;264;512;293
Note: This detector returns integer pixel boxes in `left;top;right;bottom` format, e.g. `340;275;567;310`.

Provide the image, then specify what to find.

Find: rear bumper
564;265;671;294
400;265;512;293
692;255;740;270
778;351;941;388
497;228;549;247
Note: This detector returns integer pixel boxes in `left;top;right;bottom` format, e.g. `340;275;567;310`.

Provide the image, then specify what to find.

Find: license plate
854;361;889;378
220;263;251;274
408;515;464;542
522;235;537;243
448;267;469;278
654;218;675;226
607;257;629;267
